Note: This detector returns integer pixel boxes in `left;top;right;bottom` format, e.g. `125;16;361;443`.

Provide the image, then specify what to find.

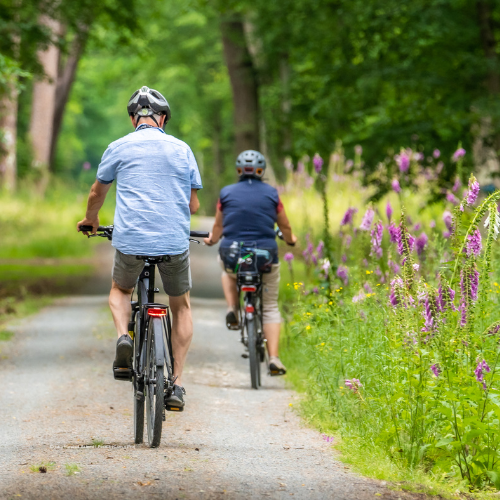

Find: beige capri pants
219;257;282;324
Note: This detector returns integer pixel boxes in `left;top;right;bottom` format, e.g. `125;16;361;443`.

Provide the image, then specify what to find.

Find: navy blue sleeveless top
218;178;281;259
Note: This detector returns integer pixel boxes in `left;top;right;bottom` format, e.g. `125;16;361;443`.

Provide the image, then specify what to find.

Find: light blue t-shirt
96;126;203;256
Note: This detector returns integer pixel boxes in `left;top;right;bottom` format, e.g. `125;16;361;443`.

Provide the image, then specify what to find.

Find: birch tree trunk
220;18;260;155
0;77;18;192
29;16;61;171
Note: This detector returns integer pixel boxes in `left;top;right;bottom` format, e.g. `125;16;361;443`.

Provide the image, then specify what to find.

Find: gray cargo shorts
112;249;191;297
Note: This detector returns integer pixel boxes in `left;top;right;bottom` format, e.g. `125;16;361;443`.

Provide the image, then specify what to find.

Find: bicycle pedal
113;367;133;381
135;391;145;402
226;325;240;331
241;353;249;359
165;405;184;412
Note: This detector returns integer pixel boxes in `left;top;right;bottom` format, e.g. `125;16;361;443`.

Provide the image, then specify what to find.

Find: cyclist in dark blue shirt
204;150;297;375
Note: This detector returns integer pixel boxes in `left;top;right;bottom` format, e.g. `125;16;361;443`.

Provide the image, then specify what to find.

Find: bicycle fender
152;317;165;366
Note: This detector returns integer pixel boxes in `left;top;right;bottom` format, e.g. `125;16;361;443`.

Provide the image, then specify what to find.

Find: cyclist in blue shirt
77;86;202;410
204;150;297;375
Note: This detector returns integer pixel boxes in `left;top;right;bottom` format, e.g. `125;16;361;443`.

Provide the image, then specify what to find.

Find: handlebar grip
79;225;106;232
190;231;210;238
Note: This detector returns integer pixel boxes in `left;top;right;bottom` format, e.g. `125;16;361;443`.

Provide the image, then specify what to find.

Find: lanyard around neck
135;123;165;134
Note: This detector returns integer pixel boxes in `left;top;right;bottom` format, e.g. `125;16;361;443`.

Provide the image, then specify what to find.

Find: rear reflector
148;308;167;317
246;304;255;313
241;285;257;292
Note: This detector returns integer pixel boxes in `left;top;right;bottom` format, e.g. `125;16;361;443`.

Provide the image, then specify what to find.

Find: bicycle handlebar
79;225;209;238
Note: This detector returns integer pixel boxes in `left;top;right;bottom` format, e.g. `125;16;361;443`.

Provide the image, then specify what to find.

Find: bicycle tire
145;318;164;448
133;314;144;444
246;317;260;390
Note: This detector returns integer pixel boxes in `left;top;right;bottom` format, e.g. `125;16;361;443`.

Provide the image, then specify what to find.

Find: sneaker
269;356;287;376
165;385;186;411
113;334;133;368
226;310;239;330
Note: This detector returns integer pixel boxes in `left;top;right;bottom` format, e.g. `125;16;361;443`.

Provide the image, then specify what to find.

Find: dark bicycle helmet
236;150;266;179
127;86;171;127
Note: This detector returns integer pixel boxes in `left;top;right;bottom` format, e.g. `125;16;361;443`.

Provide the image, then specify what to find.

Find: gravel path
0;240;426;499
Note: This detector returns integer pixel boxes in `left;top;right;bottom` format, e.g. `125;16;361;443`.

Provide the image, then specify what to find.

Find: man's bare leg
169;292;193;387
109;280;133;338
221;273;238;312
263;323;281;357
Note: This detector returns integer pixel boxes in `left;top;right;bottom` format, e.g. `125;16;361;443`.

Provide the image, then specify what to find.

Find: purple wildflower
453;148;466;161
362;258;369;267
388;260;400;274
316;241;324;259
443;210;453;231
413;263;419;272
436;161;444;174
312;287;319;294
466;176;480;205
284;252;294;262
446;192;459;205
321;259;331;272
341;254;347;263
433;149;441;159
364;282;373;293
337;265;348;286
388;223;399;243
359;208;375;231
430;220;436;228
413;223;421;232
421;294;435;332
452;177;461;193
390;278;403;307
313;153;324;173
471;267;479;301
386;202;393;222
475;359;491;390
459;270;467;327
486;324;500;335
344;378;362;393
392;179;401;193
340;207;358;226
345;235;352;248
437;283;456;312
370;222;383;258
431;364;441;377
397;152;410;172
416;233;428;256
466;229;482;257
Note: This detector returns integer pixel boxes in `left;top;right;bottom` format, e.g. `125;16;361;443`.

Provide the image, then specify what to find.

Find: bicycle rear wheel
246;317;260;389
133;314;144;444
145;317;165;448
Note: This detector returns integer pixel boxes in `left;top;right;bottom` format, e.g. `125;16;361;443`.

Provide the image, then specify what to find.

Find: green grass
0;296;54;335
29;461;56;473
91;437;105;447
64;463;81;476
0;264;93;282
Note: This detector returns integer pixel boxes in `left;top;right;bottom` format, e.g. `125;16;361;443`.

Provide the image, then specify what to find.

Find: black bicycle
80;224;208;447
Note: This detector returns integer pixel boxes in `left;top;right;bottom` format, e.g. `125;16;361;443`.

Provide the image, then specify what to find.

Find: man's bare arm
77;180;112;235
204;208;223;246
277;208;297;246
190;188;200;215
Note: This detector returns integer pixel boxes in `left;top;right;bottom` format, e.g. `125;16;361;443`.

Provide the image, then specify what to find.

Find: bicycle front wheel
246;317;260;390
145;317;165;448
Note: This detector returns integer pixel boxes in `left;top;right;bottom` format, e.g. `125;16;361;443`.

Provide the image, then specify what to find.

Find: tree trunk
29;16;61;171
0;77;18;192
50;30;88;166
220;19;260;155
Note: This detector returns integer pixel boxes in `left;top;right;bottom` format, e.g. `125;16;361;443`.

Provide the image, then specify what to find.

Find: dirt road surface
0;236;422;499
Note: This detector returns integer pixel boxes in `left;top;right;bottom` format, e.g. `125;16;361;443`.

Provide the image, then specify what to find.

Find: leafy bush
281;148;500;491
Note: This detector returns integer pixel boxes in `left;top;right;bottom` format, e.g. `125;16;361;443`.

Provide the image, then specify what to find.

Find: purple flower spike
340;207;358;227
397;153;410;172
284;252;294;262
389;277;403;307
466;229;482;257
452;177;461;193
475;359;491;390
345;235;352;248
416;233;428;256
337;265;348;286
359;208;375;231
370;222;384;258
316;241;324;259
392;179;401;193
446;192;459;205
431;364;441;377
433;149;441;159
466;176;480;206
345;378;362;393
453;148;466;161
313;153;324;173
386;201;393;222
388;260;400;274
443;210;453;231
388;223;399;243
